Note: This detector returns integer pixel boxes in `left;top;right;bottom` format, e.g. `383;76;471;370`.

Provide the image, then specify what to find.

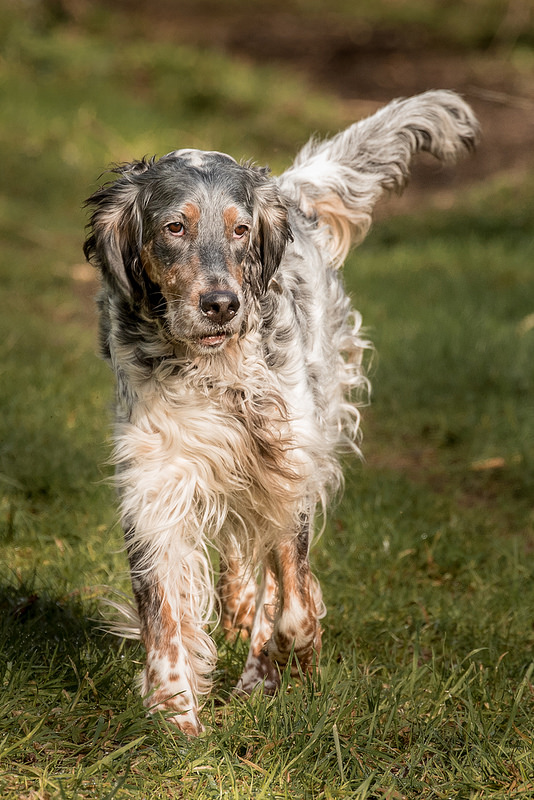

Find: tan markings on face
182;202;201;236
143;202;247;315
141;202;201;291
222;205;246;286
141;242;164;286
141;242;201;303
223;206;240;237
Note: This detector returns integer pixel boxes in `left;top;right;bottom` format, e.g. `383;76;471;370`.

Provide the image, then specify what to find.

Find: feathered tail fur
280;90;479;264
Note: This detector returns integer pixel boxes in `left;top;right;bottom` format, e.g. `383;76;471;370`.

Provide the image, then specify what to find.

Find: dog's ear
247;167;292;292
84;161;150;299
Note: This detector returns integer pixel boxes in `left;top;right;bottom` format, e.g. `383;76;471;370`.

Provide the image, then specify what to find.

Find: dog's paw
234;649;280;696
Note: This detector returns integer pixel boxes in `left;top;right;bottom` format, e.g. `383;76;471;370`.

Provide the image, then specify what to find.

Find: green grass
1;5;534;799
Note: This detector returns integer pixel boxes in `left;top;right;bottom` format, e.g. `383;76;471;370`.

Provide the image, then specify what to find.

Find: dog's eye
234;225;249;239
167;222;184;236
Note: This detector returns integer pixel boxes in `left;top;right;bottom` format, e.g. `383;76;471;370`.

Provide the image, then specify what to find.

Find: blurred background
111;0;534;188
4;0;534;197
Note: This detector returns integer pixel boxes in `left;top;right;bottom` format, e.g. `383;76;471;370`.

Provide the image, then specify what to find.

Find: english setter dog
84;91;478;735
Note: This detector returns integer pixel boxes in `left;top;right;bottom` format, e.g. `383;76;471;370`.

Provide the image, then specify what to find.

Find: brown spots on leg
264;522;324;677
130;567;207;736
175;718;204;737
218;555;256;640
148;682;204;737
267;614;322;676
234;567;280;695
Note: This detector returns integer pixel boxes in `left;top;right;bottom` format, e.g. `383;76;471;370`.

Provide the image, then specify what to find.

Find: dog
84;91;478;735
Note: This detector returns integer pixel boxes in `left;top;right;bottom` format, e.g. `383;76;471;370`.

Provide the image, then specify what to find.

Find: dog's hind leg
234;567;280;695
234;516;324;695
217;543;257;641
265;515;324;676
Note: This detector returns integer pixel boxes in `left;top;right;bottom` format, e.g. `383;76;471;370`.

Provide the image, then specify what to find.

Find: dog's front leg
128;543;216;736
265;517;323;676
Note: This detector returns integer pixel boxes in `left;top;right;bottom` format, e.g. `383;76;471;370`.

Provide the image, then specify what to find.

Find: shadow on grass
0;582;138;692
0;580;244;704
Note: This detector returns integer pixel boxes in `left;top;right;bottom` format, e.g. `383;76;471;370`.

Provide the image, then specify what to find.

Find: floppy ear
83;161;150;300
247;167;292;292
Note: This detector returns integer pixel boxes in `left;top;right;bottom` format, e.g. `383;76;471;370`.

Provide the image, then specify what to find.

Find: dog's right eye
166;222;184;236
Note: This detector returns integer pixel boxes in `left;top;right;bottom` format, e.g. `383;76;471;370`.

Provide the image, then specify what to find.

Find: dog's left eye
234;225;249;239
167;222;184;236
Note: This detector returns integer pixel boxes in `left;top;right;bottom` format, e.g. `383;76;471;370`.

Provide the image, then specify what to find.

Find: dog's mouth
167;308;242;353
166;317;239;353
193;327;239;351
198;333;228;348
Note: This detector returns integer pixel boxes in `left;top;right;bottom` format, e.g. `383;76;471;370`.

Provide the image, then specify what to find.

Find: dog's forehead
144;151;256;219
162;149;238;169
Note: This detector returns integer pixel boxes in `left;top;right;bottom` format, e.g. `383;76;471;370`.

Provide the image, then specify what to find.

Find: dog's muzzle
195;290;241;349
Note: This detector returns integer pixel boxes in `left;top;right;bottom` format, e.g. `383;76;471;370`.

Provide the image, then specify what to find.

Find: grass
1;4;534;798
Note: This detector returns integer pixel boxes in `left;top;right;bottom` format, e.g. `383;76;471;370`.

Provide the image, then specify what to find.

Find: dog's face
140;153;254;351
84;151;292;354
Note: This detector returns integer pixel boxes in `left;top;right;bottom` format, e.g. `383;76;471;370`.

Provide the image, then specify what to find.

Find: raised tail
279;90;479;264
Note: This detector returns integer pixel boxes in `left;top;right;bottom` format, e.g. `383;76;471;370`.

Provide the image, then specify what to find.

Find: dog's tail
279;90;479;265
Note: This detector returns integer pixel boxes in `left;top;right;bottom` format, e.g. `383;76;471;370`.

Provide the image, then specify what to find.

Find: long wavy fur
84;90;478;734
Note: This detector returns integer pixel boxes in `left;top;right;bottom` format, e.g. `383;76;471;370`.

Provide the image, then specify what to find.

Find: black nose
199;291;240;325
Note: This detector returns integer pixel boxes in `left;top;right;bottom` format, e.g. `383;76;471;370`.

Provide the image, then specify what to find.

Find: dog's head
84;150;292;353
